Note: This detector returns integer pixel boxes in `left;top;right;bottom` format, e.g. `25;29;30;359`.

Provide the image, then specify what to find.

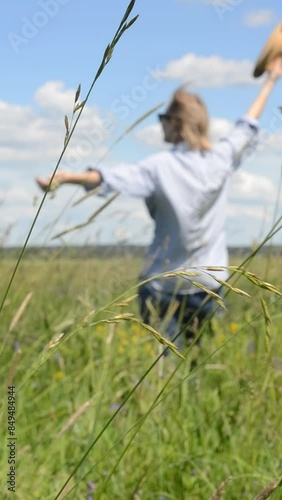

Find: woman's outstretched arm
35;170;102;192
246;57;282;120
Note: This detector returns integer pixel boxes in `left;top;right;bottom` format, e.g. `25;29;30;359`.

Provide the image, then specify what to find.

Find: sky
1;0;282;248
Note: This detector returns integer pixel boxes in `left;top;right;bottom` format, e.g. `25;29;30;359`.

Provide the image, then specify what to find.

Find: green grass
0;253;282;499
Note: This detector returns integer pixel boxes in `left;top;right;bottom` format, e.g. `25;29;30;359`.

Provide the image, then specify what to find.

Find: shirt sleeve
97;156;157;198
214;115;259;169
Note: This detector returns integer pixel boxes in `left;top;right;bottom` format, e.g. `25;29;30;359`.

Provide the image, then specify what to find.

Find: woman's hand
247;56;282;120
35;169;102;192
35;172;68;192
267;56;282;80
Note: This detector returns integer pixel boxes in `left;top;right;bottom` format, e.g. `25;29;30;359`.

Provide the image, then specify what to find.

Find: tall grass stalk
1;252;277;498
1;4;282;497
53;286;281;498
0;0;138;318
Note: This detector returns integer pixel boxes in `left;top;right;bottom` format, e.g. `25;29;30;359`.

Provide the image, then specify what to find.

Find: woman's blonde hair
167;89;211;151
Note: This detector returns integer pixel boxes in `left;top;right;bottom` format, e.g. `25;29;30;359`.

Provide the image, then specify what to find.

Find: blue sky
1;0;282;247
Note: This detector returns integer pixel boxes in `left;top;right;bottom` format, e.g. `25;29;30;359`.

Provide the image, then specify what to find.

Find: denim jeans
138;282;221;350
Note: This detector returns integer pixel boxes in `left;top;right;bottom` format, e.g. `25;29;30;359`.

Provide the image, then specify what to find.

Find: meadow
0;249;282;499
2;1;282;498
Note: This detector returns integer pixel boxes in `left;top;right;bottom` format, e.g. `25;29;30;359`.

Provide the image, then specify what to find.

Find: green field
1;251;282;499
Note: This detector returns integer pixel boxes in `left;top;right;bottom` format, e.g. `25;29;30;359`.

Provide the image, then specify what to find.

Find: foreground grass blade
254;476;282;500
51;193;119;239
0;0;138;321
55;292;282;498
8;292;33;333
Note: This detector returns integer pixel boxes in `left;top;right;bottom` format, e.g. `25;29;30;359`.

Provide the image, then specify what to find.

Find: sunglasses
158;113;181;123
158;113;172;122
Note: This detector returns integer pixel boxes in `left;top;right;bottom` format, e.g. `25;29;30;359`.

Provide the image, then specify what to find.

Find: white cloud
155;53;257;88
230;170;276;202
35;81;76;114
243;127;282;163
260;130;282;154
0;81;111;166
210;118;233;142
135;124;164;149
0;186;32;205
243;10;275;27
0;81;120;246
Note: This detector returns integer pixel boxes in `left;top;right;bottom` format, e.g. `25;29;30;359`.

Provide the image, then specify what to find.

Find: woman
36;59;282;348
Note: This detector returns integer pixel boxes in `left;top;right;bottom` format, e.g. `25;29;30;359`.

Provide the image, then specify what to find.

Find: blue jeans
138;282;221;350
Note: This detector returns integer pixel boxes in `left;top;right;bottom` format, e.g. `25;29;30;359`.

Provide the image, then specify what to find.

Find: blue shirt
98;116;259;294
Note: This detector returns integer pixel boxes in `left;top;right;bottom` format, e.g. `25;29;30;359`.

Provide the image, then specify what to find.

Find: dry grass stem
47;333;65;350
260;297;272;353
209;477;232;499
8;291;33;333
52;192;119;239
254;477;282;500
57;400;91;437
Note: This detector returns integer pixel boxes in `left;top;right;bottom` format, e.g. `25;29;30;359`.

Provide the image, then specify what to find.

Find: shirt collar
171;141;191;153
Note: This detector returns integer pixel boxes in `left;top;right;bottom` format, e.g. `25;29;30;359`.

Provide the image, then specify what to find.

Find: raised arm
246;57;282;120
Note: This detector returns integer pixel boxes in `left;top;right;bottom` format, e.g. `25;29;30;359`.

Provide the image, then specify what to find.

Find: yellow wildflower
215;332;225;346
229;322;239;334
55;371;63;381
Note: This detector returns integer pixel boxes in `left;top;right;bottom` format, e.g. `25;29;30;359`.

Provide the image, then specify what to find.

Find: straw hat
253;23;282;78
